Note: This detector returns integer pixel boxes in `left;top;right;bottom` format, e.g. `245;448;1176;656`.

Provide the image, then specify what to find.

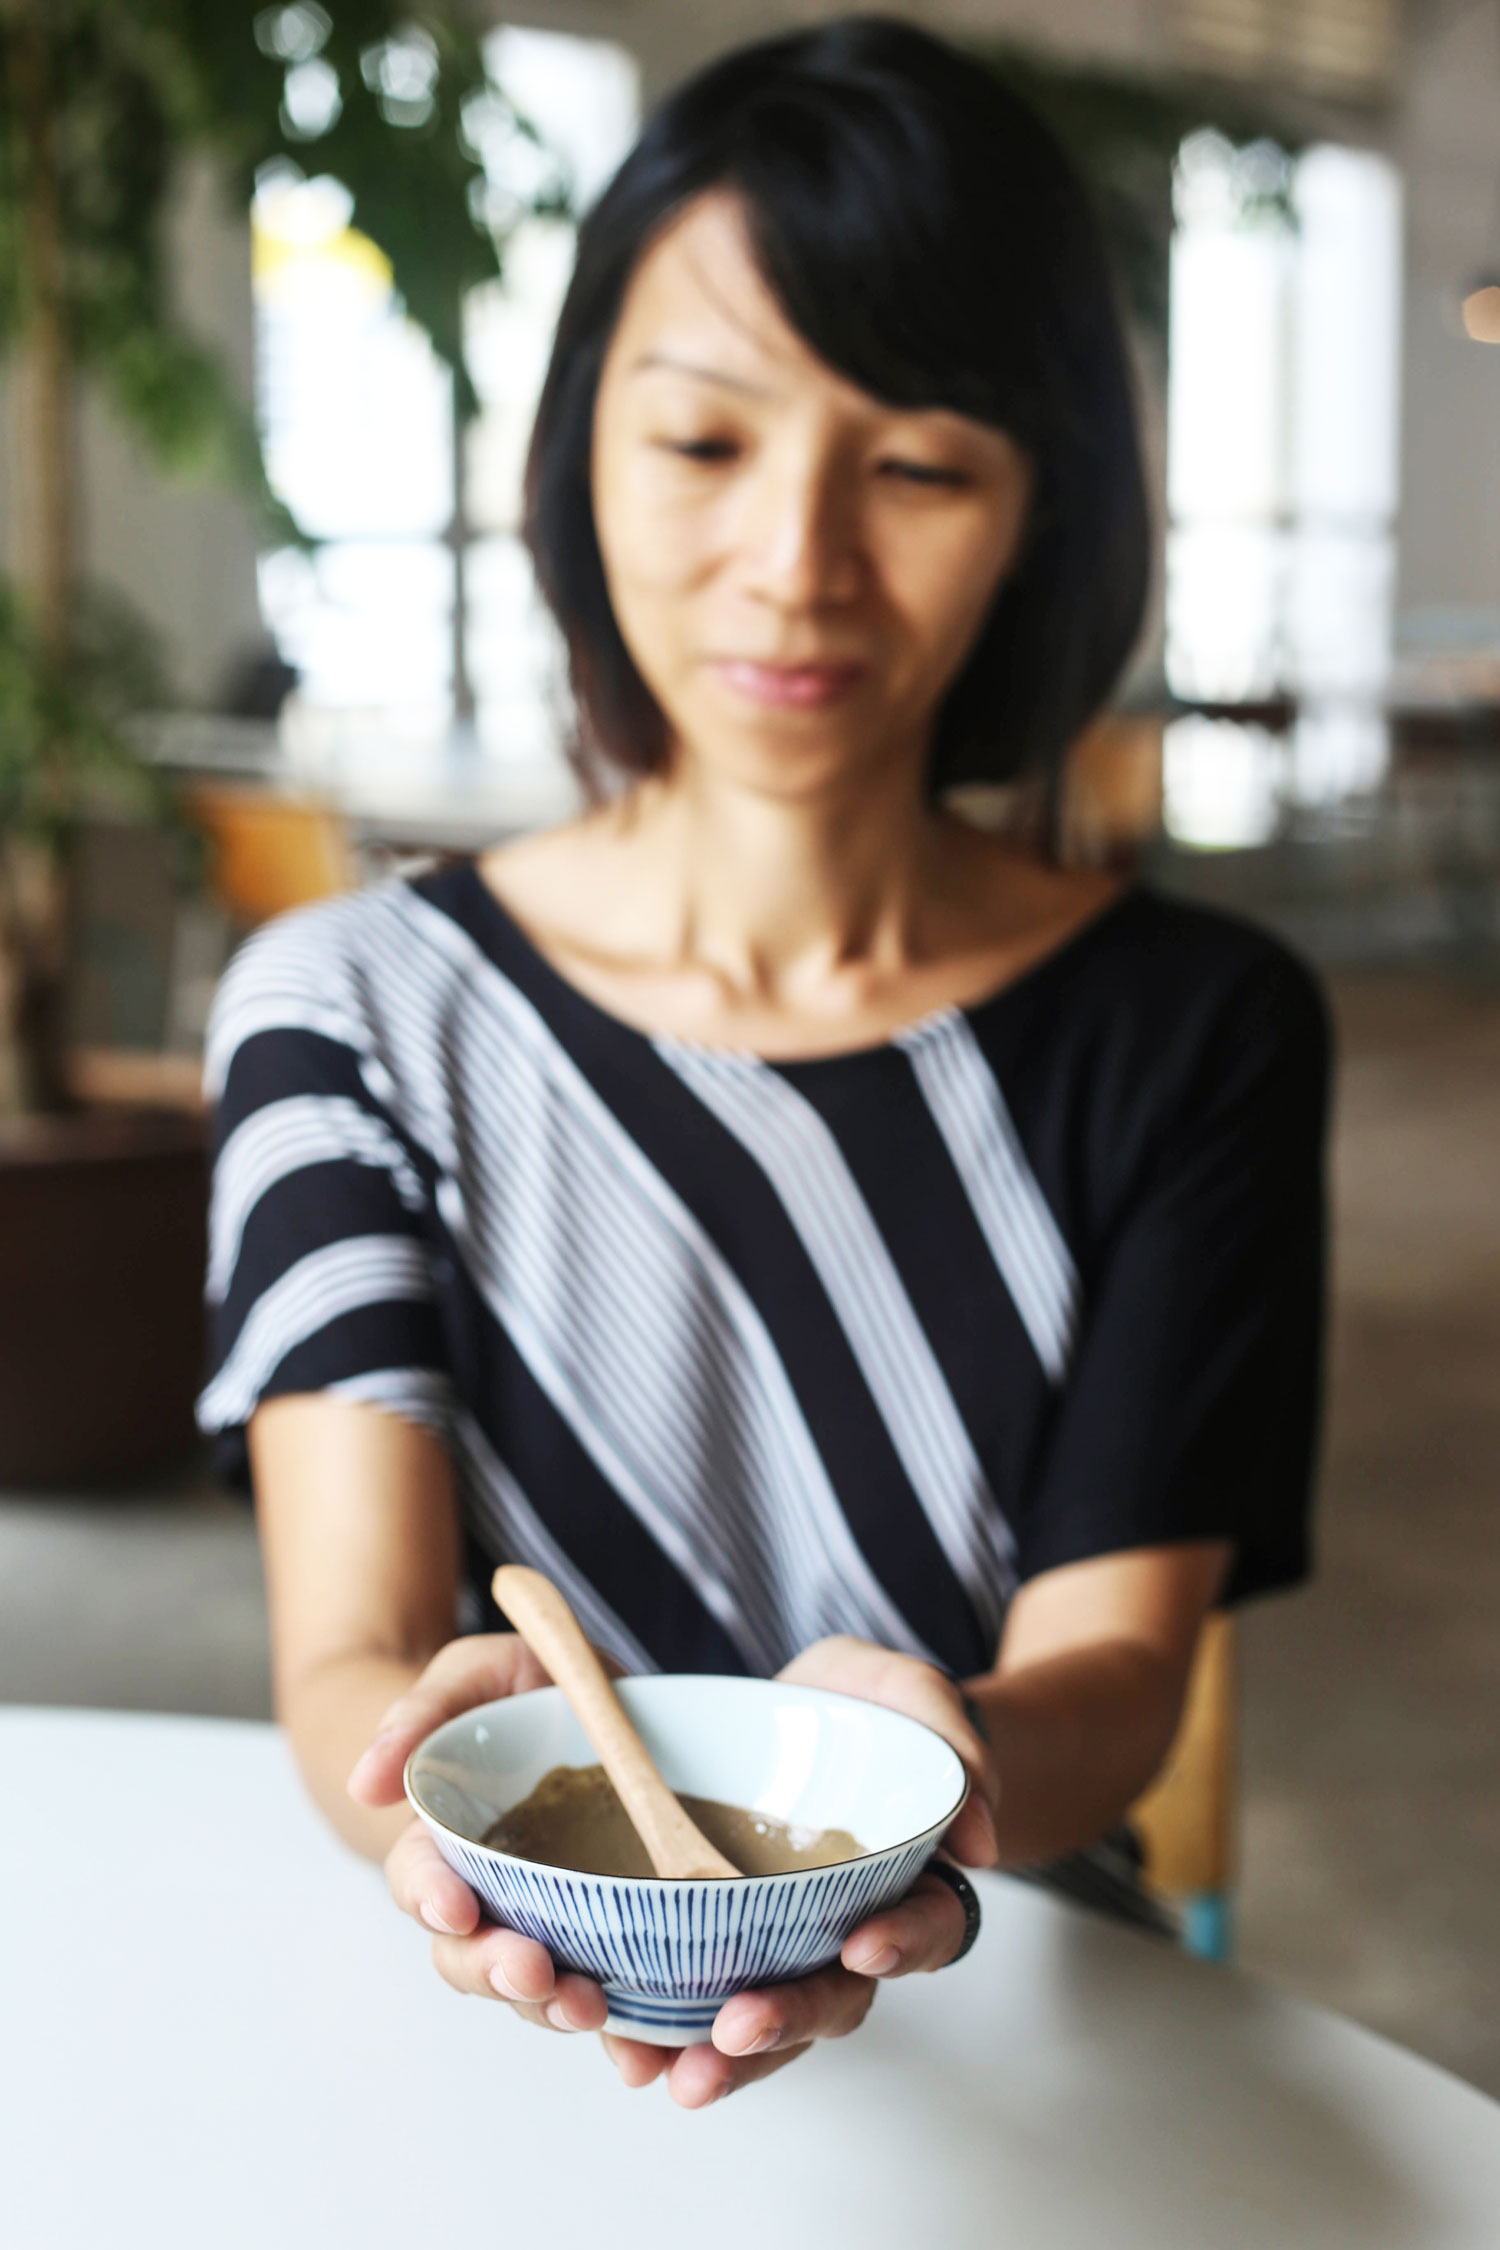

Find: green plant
0;0;566;1112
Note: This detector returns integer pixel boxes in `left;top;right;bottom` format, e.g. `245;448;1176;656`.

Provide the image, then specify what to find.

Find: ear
994;443;1040;584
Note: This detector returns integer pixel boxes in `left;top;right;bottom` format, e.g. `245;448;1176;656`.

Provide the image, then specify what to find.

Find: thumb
347;1632;552;1805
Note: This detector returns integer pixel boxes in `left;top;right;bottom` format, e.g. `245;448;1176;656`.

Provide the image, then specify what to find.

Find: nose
736;443;864;614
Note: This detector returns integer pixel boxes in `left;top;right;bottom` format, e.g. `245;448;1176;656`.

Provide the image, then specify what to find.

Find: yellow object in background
1063;712;1166;869
1132;1613;1238;1959
184;783;354;927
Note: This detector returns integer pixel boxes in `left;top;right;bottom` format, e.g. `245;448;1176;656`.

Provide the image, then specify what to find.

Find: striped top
200;863;1329;1680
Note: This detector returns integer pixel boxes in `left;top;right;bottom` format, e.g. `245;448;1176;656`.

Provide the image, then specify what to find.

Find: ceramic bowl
405;1674;967;2045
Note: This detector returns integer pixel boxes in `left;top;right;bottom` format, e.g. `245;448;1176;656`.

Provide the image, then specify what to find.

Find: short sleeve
1017;951;1331;1604
196;902;454;1482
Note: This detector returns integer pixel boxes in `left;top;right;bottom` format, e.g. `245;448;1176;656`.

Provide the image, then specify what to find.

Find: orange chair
1062;711;1166;869
1130;1613;1237;1961
183;782;354;926
62;791;353;1109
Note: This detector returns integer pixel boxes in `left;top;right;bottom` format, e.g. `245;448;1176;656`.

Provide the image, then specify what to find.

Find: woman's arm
620;1539;1228;2110
968;1538;1233;1867
333;1527;1229;2110
254;1393;614;2035
250;1393;464;1861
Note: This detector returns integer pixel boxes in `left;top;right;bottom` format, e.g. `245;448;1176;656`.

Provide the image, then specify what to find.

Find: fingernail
975;1799;1000;1861
420;1899;461;1935
546;2000;577;2032
347;1732;396;1787
736;2026;778;2055
856;1944;901;1977
488;1962;520;1999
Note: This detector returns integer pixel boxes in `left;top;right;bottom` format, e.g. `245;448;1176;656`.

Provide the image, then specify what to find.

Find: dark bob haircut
524;15;1149;798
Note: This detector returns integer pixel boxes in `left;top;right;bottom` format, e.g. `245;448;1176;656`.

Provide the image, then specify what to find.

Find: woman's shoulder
209;879;395;1006
204;879;439;1097
1070;888;1333;1144
952;829;1324;1054
1089;886;1328;1024
978;882;1332;1150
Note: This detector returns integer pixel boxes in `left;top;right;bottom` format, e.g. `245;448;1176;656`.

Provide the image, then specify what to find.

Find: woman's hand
346;1633;610;2038
600;1636;998;2108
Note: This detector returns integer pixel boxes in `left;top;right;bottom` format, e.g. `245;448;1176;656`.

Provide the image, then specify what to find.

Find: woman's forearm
967;1637;1188;1869
250;1396;466;1862
279;1650;426;1861
288;1637;1185;1869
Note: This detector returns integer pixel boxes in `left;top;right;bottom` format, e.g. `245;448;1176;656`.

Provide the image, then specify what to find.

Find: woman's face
590;192;1033;802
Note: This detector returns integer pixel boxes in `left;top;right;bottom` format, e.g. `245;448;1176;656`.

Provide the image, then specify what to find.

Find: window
1163;133;1402;847
252;27;640;769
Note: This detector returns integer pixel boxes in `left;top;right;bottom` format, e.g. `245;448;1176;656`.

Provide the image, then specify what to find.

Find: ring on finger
921;1857;983;1964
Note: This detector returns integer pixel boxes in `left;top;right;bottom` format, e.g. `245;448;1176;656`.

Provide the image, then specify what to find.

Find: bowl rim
403;1673;970;1886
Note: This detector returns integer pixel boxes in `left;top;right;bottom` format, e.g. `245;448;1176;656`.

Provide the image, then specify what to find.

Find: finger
384;1818;481;1937
480;1934;606;2032
348;1634;555;1805
710;1961;876;2061
427;1925;545;2005
600;2033;678;2090
426;1923;606;2032
944;1791;1000;1868
840;1870;967;1978
541;1970;609;2032
665;2038;814;2109
901;1705;998;1869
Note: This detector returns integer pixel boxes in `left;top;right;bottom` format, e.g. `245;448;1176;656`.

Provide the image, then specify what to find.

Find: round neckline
454;858;1139;1068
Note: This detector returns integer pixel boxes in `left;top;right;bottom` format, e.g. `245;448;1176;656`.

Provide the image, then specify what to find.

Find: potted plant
0;0;564;1481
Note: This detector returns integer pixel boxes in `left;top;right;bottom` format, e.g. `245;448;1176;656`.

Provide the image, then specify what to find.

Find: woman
201;19;1328;2109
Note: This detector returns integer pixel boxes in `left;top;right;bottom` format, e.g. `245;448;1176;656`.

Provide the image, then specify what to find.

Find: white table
5;1708;1499;2249
147;710;583;854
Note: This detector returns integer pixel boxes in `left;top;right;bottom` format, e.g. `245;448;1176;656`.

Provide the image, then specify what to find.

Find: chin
699;739;888;806
674;701;914;804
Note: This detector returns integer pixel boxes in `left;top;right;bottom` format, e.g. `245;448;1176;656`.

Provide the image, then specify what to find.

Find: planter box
0;1108;207;1486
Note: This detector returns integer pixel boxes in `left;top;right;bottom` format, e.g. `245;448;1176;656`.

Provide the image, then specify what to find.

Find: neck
622;753;942;1008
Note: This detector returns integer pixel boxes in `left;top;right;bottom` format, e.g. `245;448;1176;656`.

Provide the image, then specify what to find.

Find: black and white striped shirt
200;862;1328;1678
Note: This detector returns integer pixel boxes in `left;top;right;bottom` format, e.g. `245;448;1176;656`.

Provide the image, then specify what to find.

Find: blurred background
0;0;1496;2096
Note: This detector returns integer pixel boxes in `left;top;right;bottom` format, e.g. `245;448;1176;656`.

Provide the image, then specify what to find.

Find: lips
711;658;868;710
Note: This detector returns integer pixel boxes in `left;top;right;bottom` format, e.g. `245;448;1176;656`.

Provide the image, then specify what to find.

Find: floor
2;968;1497;2096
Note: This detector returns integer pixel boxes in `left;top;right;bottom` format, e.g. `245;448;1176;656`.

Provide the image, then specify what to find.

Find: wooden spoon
492;1565;741;1880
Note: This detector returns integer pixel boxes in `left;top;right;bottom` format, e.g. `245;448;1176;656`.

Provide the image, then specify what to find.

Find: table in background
4;1708;1498;2250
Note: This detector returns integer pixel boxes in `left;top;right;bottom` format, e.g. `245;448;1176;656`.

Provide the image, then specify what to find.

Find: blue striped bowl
405;1675;967;2045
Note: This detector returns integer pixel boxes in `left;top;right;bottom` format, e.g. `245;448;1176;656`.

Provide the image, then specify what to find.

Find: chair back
185;783;353;926
1130;1613;1237;1959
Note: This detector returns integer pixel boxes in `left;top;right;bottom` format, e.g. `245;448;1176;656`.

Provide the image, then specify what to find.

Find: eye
878;458;971;489
655;437;739;464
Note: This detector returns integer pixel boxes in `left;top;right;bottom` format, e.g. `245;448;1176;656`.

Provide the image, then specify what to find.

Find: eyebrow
629;352;775;401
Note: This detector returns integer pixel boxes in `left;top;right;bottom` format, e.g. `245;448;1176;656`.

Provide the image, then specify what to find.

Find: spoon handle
492;1565;740;1880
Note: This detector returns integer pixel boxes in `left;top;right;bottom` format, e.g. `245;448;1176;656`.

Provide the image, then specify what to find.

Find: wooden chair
182;782;354;927
1129;1613;1237;1962
59;794;352;1108
1060;711;1165;870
